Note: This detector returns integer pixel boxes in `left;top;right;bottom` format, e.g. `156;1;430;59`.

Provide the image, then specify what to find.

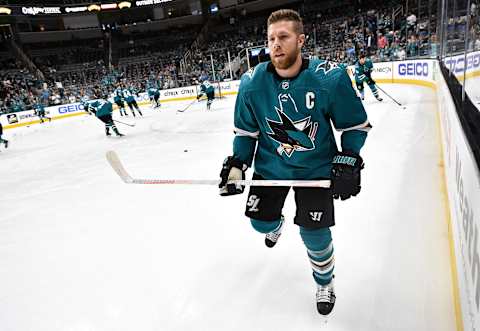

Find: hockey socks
300;227;334;286
370;85;383;101
251;217;284;248
300;226;335;315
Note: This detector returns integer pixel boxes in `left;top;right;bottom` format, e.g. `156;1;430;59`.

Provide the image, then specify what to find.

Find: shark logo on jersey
266;94;318;157
315;60;339;75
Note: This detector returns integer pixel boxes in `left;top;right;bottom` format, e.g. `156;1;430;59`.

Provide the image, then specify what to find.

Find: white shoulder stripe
335;119;371;132
234;127;259;138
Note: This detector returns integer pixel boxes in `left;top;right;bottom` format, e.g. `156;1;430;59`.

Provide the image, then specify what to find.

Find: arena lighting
100;3;117;10
118;2;132;9
64;6;88;13
87;4;101;11
0;7;11;15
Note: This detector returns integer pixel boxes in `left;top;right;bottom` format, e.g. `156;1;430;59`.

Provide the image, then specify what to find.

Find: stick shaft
375;84;402;106
113;119;135;127
106;151;330;188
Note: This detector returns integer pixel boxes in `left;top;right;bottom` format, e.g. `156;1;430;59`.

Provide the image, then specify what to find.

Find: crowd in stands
1;0;478;115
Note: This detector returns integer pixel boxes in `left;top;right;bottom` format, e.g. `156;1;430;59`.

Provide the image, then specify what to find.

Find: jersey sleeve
232;76;258;167
328;70;371;154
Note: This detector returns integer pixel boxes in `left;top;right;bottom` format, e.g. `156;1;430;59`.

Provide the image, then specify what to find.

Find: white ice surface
0;86;456;331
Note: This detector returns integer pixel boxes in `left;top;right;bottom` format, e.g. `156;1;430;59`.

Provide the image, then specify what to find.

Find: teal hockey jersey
354;58;374;82
84;99;113;117
232;58;370;180
200;81;214;94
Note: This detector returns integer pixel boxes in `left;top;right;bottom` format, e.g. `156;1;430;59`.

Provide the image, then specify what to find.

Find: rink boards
1;59;480;330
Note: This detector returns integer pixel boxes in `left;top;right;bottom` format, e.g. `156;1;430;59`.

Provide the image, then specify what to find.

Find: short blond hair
267;9;304;35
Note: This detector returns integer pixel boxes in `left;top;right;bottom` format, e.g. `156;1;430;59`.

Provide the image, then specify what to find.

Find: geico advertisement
394;60;433;81
444;51;480;76
48;102;85;117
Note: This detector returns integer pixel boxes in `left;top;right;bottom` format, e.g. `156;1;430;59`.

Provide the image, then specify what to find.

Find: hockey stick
375;84;404;107
113;119;136;127
106;150;331;188
176;98;198;113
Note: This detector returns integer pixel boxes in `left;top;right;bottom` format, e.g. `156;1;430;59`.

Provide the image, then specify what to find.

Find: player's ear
298;33;305;48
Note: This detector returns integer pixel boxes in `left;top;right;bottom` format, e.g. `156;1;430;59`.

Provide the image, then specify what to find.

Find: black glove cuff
332;151;363;169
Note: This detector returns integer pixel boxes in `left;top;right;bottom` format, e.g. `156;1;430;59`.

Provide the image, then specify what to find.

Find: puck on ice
184;149;188;152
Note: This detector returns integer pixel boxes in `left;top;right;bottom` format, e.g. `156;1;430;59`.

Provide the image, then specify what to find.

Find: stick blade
106;150;134;183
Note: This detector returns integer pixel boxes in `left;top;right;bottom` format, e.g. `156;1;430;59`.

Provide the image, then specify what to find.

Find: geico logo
445;53;480;73
58;104;83;114
398;62;428;76
164;91;179;96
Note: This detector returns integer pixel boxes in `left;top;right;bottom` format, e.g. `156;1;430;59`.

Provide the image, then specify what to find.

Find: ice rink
0;85;456;331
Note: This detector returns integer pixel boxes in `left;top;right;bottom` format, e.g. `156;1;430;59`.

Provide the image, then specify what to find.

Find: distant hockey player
82;95;124;137
0;121;8;149
354;52;382;101
122;85;142;117
197;79;215;110
34;99;52;123
113;85;128;116
147;83;161;109
218;9;370;316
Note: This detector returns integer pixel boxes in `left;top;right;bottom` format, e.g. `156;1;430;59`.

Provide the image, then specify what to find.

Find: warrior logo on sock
266;93;318;157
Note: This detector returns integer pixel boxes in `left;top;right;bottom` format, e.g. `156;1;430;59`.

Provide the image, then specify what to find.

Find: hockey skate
265;216;285;248
376;96;383;102
316;278;335;315
4;140;8;148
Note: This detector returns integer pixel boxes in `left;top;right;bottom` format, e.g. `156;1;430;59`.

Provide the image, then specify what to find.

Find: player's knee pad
250;218;281;234
300;226;332;252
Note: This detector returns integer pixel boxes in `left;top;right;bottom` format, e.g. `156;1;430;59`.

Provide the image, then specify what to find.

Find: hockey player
82;94;123;137
34;99;52;123
113;85;128;116
0;121;8;149
122;85;143;117
218;9;370;316
354;52;382;101
147;83;161;109
197;79;215;110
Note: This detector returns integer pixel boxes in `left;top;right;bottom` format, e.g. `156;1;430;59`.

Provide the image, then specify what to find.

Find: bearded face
267;21;305;70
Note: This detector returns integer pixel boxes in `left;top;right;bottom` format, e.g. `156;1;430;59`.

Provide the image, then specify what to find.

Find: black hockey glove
219;156;247;196
331;151;364;200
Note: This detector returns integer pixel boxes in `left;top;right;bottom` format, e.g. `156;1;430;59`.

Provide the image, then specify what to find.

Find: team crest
315;60;339;75
266;94;318;157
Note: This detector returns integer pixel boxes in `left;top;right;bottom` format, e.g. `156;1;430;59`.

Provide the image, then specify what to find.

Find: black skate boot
4;140;8;148
316;279;335;315
376;95;383;102
265;216;285;248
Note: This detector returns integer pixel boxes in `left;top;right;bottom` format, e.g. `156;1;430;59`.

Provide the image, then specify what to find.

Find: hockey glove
219;156;247;196
331;151;364;200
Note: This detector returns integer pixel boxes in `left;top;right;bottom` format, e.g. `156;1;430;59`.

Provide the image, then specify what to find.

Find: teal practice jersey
147;87;159;97
232;58;370;180
122;88;136;102
85;99;113;117
113;88;124;102
200;81;214;94
354;58;374;82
